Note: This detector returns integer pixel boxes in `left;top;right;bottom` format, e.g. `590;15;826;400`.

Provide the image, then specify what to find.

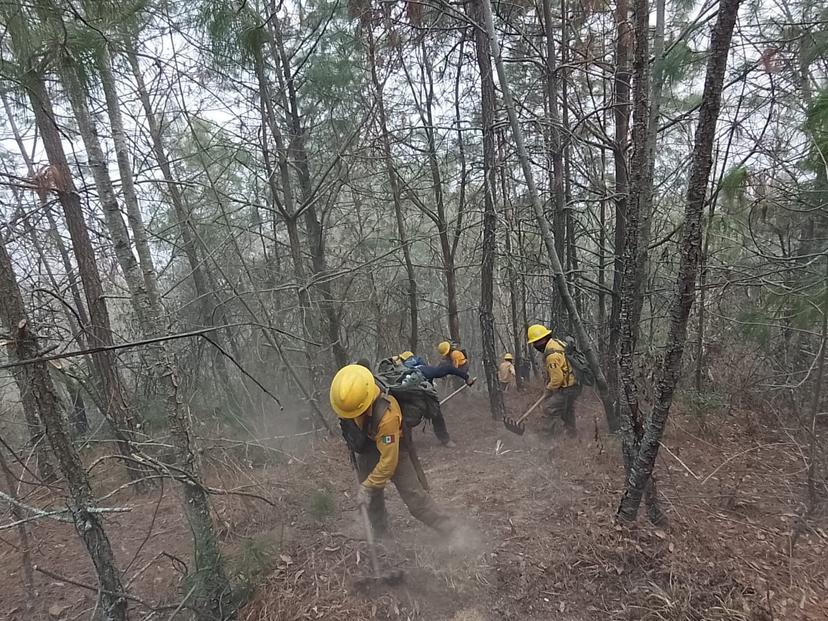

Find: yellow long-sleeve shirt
358;396;403;489
544;339;577;391
450;349;467;368
498;360;516;384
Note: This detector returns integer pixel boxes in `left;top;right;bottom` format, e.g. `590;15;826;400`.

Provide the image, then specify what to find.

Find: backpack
549;337;596;386
376;358;442;428
402;355;426;369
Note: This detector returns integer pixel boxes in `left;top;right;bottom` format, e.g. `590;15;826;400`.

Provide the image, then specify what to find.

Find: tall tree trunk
59;62;156;330
97;45;162;312
55;25;234;607
616;0;666;525
618;0;651;473
479;0;616;428
407;38;461;343
14;31;139;481
124;46;244;409
270;14;349;368
607;0;632;430
249;48;322;389
365;25;419;354
541;0;567;325
0;232;127;621
617;0;742;520
470;0;506;421
630;0;666;337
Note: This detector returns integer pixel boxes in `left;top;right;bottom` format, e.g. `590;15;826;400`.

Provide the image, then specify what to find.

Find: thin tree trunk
479;0;617;430
15;32;139;480
97;46;162;312
57;27;235;607
409;38;461;343
0;447;35;603
366;25;419;354
270;13;349;368
617;0;742;520
607;0;632;431
0;233;127;621
616;0;666;525
630;0;666;338
618;0;651;473
125;45;244;407
541;0;567;325
470;0;506;421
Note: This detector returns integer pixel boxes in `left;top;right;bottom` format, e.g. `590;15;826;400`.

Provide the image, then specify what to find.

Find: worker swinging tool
330;364;464;584
503;324;594;437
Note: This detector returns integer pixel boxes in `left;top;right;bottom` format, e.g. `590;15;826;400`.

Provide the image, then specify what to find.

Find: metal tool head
502;416;526;436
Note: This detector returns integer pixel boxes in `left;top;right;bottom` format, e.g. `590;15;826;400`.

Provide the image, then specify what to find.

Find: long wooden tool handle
354;467;382;579
515;394;546;424
360;503;382;578
439;379;474;405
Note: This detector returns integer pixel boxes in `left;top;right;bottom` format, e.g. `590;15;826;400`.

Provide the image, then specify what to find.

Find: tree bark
479;0;617;430
470;0;506;421
541;0;567;324
607;0;632;431
13;26;139;480
0;231;127;621
617;0;742;520
97;45;162;312
617;0;650;473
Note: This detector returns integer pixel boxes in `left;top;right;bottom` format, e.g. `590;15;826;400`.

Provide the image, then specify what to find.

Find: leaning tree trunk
56;33;234;609
479;0;616;429
617;0;742;520
16;38;138;482
0;232;127;621
470;0;506;421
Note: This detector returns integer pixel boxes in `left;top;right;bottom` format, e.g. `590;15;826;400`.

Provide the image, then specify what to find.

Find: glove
356;484;374;507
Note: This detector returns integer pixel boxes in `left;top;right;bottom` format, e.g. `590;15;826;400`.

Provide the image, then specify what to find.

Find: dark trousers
431;411;451;445
542;385;582;435
355;446;455;537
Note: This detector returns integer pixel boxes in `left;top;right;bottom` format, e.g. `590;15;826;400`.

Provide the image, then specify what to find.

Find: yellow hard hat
437;341;451;356
504;353;514;361
329;364;380;419
399;351;414;361
527;324;552;344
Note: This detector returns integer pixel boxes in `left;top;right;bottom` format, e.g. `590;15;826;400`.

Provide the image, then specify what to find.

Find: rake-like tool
502;394;546;436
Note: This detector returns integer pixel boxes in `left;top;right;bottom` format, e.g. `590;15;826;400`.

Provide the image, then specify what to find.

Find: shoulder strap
368;395;390;437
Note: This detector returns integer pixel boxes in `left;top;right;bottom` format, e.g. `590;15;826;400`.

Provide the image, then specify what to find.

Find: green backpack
548;338;596;387
563;338;595;386
375;358;441;428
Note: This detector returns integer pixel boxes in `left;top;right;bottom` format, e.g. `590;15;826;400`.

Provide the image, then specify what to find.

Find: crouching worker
331;364;458;538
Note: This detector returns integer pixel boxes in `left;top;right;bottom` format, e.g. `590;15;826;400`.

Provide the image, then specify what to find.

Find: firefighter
498;353;516;392
331;364;458;538
527;324;582;437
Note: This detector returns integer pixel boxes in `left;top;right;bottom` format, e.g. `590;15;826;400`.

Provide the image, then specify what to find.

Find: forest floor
2;388;827;620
